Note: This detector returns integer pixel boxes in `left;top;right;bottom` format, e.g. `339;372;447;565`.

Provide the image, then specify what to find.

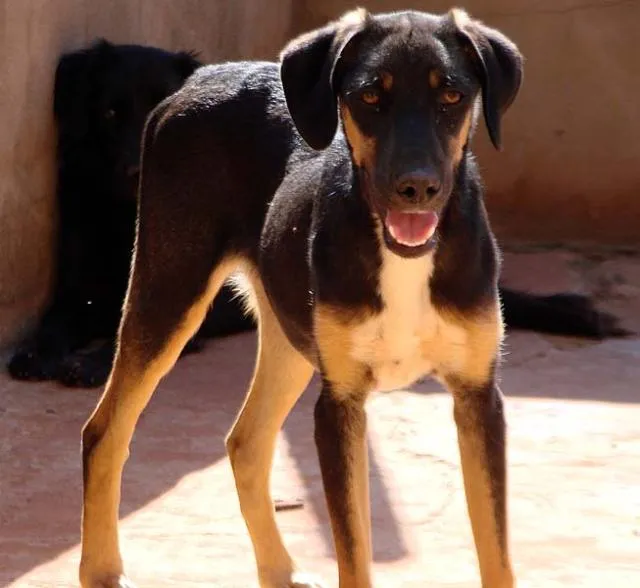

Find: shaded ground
1;249;639;588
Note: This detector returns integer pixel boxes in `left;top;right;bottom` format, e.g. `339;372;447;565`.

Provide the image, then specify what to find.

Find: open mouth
383;209;439;248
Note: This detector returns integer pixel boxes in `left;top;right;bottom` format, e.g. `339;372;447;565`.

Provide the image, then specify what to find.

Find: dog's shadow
126;334;409;564
0;331;408;587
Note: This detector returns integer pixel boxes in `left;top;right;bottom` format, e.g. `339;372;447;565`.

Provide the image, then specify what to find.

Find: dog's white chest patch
350;249;468;392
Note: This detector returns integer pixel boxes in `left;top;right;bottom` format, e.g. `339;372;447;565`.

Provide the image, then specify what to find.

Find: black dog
7;40;253;388
79;9;626;587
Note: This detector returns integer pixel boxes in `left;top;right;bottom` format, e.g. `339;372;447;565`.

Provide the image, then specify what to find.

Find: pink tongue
385;210;438;247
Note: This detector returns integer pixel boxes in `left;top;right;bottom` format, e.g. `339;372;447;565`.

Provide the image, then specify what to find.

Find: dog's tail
499;286;632;339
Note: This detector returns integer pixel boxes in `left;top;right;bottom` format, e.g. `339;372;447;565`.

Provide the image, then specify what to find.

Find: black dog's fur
7;40;253;388
78;10;626;587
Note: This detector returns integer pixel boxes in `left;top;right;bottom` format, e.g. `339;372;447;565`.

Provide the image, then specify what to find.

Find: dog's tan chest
350;250;468;392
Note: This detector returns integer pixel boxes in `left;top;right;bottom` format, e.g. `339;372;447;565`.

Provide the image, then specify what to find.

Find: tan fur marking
449;109;474;168
143;258;242;375
450;7;471;29
226;264;315;587
342;501;373;585
339;6;368;28
455;418;514;588
357;438;372;566
381;71;393;91
340;104;376;169
428;69;441;89
440;299;503;386
315;304;372;399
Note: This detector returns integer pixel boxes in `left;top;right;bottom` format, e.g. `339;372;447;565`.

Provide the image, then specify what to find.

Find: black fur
7;39;253;388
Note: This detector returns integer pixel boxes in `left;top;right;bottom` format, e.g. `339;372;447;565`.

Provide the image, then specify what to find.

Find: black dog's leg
58;339;116;388
56;329;215;389
7;301;91;382
499;286;630;339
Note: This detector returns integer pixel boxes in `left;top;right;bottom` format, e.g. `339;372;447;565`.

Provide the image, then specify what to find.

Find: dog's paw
260;570;326;588
58;352;111;388
287;571;326;588
7;349;60;381
80;574;137;588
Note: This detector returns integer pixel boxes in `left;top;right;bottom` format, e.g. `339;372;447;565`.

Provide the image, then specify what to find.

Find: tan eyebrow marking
381;71;393;91
429;69;441;89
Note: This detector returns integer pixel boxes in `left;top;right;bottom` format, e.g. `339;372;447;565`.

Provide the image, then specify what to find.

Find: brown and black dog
80;8;587;587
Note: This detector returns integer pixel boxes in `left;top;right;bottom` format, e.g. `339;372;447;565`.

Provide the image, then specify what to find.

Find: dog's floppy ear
279;8;369;150
173;50;202;82
451;9;523;150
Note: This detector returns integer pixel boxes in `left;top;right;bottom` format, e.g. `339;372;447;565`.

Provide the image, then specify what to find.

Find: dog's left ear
451;10;523;150
280;8;369;150
173;51;202;82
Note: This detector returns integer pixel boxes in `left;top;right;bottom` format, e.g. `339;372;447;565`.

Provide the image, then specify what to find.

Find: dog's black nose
395;170;441;200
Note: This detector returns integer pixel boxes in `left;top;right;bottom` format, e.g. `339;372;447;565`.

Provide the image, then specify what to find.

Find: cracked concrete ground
1;249;639;587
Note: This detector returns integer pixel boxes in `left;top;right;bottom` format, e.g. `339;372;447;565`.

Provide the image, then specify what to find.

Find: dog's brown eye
361;90;380;105
440;90;463;105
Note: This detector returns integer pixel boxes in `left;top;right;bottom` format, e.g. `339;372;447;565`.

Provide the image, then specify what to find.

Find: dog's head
280;8;522;257
54;40;201;200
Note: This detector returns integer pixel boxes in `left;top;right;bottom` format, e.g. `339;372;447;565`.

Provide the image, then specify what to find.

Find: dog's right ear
451;10;523;151
280;9;369;151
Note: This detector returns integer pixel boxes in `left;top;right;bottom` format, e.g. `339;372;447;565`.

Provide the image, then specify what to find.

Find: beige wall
0;0;293;349
294;0;640;246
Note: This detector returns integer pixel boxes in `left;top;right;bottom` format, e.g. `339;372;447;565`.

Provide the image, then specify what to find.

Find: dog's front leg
447;374;515;588
315;385;371;588
313;305;372;588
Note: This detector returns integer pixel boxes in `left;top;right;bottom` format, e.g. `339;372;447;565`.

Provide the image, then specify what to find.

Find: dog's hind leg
79;236;238;588
225;274;319;588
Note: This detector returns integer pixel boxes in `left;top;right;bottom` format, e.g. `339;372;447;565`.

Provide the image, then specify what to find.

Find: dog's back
140;61;313;257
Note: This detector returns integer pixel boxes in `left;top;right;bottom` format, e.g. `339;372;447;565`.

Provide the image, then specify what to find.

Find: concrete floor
1;249;639;587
